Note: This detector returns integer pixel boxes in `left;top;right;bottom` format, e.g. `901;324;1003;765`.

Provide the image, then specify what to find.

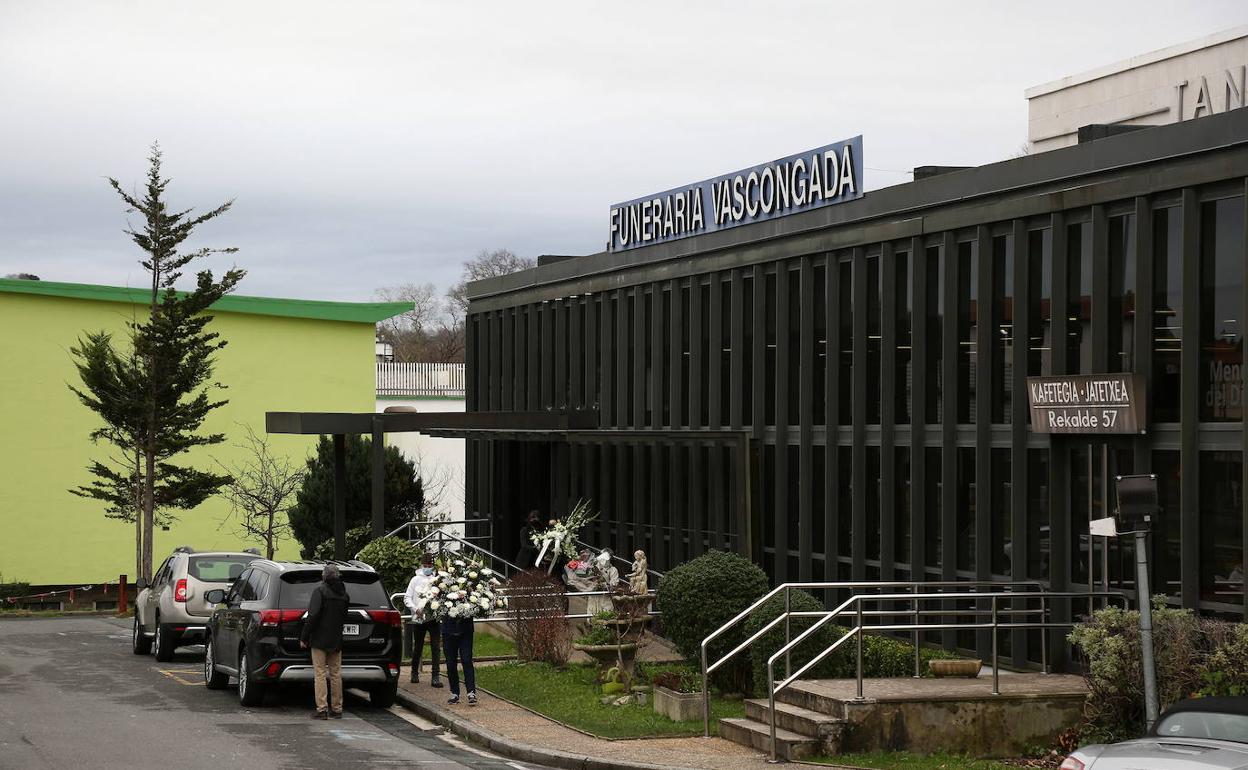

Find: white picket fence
376;362;466;397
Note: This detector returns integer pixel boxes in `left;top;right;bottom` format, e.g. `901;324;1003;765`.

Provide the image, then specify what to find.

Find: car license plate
343;623;360;636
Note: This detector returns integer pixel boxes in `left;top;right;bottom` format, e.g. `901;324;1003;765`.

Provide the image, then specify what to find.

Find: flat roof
1025;25;1248;99
0;278;410;324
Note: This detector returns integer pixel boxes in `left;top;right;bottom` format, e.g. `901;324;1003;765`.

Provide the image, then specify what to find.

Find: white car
133;546;262;661
1062;697;1248;769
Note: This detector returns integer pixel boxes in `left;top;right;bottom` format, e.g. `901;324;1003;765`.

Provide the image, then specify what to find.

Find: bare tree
217;425;305;559
445;249;535;317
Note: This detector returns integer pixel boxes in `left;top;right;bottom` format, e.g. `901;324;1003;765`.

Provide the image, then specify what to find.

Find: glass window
1200;450;1243;606
662;290;672;426
992;235;1013;423
838;446;853;560
926;245;944;424
1027;450;1050;581
1199;197;1245;422
813;445;826;554
1067;221;1092;374
1107;214;1137;373
866;446;881;561
787;445;800;552
925;447;942;568
991;449;1011;576
720;279;732;426
188;556;259;583
957;447;975;571
839;260;854;423
278;570;387;609
644;292;653;425
680;286;691;428
743;276;754;425
1154;450;1182;600
701;283;712;427
813;265;827;425
788;270;801;425
764;273;777;425
895;446;911;567
1153;208;1182;422
895;251;912;423
867;257;881;424
1027;229;1053;378
958;241;978;423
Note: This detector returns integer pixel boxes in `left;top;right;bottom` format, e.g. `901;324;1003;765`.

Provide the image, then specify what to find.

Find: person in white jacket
403;551;443;687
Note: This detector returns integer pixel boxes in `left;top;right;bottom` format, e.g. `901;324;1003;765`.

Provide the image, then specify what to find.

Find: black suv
202;559;402;708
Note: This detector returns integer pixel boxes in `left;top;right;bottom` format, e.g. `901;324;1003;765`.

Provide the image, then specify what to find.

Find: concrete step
718;717;820;761
774;680;854;716
744;698;844;740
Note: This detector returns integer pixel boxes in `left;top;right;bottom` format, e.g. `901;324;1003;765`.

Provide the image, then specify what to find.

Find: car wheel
203;637;228;690
153;618;175;662
131;613;152;655
237;651;266;707
369;679;398;708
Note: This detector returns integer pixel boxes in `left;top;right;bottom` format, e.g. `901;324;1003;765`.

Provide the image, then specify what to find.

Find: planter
572;642;639;676
609;593;653;618
652;685;703;722
928;658;983;678
589;615;651;644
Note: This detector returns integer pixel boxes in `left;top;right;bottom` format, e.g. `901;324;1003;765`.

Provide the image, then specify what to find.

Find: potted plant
650;670;703;722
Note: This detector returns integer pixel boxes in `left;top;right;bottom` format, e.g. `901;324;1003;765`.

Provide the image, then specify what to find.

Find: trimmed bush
1200;621;1248;697
744;589;956;694
656;550;770;692
355;536;421;597
1068;597;1205;743
312;525;373;561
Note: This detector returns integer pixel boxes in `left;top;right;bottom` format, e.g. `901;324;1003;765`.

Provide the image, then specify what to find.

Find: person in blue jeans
440;616;477;705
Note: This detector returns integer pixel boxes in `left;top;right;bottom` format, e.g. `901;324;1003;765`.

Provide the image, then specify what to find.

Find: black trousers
404;620;441;680
442;628;475;695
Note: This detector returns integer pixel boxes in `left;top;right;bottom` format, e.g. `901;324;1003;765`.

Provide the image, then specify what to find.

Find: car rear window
1155;711;1248;744
277;570;389;608
188;556;259;582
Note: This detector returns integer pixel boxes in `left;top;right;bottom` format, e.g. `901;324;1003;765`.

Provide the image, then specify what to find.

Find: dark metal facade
465;109;1248;662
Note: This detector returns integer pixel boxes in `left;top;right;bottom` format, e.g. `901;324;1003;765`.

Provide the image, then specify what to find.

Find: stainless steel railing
698;579;1047;737
756;588;1130;761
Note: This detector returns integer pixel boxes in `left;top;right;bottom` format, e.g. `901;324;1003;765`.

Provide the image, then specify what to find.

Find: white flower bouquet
417;555;506;622
529;498;599;561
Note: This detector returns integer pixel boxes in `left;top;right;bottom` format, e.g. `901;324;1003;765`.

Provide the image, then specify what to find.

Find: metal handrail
698;579;1045;737
395;528;524;577
574;539;665;583
383;516;495;547
758;589;1130;761
389;587;660;623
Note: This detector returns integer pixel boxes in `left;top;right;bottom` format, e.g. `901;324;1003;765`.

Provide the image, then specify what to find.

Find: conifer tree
69;145;245;581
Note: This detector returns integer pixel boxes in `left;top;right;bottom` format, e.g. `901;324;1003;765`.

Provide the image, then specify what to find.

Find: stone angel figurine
627;550;648;595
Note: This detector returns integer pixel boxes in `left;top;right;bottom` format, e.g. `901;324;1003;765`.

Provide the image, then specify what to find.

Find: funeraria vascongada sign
608;135;864;251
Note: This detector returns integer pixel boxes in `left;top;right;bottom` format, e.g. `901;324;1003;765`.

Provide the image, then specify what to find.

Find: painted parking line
157;668;203;686
436;731;501;760
387;705;440;731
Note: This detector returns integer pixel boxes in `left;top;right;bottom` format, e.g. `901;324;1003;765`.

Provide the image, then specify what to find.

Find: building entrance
1069;440;1138;596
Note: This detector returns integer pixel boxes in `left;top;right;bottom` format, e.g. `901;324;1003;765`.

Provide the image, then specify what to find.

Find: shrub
651;670;701;693
312;525;373;560
507;570;571;666
1199;621;1248;697
355;536;421;597
743;590;956;694
656;550;770;692
575;625;615;646
1068;597;1206;743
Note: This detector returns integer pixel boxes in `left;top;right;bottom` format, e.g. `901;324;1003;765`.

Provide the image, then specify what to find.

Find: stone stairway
718;685;848;760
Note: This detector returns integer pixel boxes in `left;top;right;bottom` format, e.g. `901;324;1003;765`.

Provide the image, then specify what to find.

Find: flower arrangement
529;498;599;561
416;555;506;622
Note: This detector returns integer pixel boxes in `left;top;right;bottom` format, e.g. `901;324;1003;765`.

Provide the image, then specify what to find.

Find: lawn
475;661;746;739
809;752;1026;770
405;632;516;661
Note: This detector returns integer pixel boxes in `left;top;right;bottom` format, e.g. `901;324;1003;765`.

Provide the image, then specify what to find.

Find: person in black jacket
300;564;350;719
441;615;477;705
515;510;542;569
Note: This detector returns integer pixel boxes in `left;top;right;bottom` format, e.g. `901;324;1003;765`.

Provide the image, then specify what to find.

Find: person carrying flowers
417;555;506;706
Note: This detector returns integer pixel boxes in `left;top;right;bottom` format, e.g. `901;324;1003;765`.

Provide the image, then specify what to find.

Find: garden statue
627;550;648;595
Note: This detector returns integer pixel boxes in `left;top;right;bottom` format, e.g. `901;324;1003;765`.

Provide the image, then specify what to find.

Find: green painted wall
0;292;376;584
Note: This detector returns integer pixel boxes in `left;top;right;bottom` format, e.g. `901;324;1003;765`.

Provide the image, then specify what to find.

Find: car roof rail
173;545;196;554
242;547;261;555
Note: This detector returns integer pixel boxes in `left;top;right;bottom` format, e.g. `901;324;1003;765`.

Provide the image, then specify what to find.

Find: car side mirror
204;589;227;605
135;578;149;590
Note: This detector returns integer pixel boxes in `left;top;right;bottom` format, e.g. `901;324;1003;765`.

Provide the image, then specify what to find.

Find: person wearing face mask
403;552;443;687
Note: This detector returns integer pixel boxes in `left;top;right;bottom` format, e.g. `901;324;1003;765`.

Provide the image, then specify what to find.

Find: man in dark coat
300;563;350;719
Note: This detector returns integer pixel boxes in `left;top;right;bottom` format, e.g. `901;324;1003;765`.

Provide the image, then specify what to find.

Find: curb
393;689;702;770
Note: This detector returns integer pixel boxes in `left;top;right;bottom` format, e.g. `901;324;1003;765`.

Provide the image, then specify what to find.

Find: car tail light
259;609;305;627
387;663;399;676
1059;757;1085;770
174;579;188;603
367;609;402;627
266;662;281;677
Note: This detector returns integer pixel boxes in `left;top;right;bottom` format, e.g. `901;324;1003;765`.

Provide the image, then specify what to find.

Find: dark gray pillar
333;433;347;561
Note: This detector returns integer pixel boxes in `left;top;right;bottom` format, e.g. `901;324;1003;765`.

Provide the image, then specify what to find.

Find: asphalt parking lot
0;615;550;770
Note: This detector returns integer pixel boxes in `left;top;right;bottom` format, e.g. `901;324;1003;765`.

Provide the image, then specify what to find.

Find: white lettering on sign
1027;374;1145;434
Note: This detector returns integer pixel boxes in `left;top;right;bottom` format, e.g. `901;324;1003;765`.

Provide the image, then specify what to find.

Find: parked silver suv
133;546;262;661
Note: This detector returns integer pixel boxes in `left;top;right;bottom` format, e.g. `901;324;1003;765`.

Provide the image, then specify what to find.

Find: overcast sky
1;1;1244;302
